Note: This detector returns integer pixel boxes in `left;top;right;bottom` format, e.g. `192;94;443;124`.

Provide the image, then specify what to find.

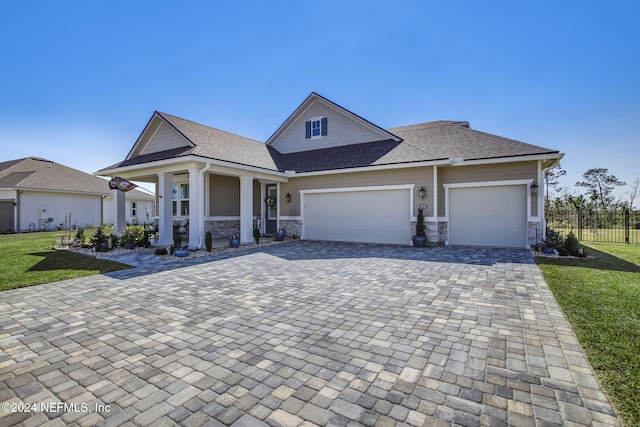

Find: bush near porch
536;243;640;426
0;230;131;291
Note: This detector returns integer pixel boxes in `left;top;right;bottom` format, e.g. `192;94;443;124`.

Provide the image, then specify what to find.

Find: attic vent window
305;117;328;139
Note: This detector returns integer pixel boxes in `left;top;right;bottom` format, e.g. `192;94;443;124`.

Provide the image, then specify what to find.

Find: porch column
112;188;126;235
433;166;438;242
188;167;200;249
239;175;254;244
157;172;173;246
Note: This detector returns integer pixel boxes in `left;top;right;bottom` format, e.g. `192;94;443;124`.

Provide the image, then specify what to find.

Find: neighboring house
0;157;155;232
97;92;563;248
103;186;155;226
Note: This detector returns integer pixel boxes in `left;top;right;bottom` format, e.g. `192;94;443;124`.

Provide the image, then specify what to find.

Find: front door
265;185;277;234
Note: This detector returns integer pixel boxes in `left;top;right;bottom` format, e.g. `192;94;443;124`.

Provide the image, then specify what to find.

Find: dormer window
305;117;328;139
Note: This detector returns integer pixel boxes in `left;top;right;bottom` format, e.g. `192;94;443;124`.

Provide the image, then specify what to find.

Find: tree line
545;167;640;213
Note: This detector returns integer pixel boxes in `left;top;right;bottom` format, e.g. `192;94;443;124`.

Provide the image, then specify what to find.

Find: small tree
91;226;108;252
172;230;182;254
205;230;213;252
545;165;566;201
415;208;426;237
576;168;626;210
627;177;640;211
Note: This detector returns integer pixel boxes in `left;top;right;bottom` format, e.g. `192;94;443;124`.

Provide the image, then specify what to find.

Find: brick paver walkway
0;242;619;426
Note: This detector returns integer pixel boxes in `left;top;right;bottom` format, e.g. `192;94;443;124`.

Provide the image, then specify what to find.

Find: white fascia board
454;153;564;167
13;187;106;197
95;156;288;182
287;153;563;178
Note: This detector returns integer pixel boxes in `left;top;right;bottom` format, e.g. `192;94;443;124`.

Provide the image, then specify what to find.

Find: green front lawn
536;243;640;426
0;231;131;291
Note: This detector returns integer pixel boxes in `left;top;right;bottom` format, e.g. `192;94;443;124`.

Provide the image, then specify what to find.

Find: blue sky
1;1;639;199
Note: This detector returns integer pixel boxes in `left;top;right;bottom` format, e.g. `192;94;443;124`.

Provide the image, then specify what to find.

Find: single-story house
97;92;563;248
0;157;155;232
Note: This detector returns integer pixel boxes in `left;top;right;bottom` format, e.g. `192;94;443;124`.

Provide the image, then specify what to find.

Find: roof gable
266;93;401;154
127;112;194;160
109;112;279;172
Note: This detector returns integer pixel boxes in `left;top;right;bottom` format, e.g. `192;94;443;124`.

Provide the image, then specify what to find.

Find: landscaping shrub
543;229;564;249
91;226;108;252
415;208;426;237
564;231;579;256
205;230;213;252
173;230;182;249
154;247;168;256
75;227;85;243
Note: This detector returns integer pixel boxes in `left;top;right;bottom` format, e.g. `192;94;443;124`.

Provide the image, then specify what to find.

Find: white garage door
303;188;410;245
449;185;527;248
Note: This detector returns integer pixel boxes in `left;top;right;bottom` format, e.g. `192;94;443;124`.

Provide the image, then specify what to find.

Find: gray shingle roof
388;121;558;161
0;157;155;199
103;112;280;172
0;157;113;195
103;109;559;175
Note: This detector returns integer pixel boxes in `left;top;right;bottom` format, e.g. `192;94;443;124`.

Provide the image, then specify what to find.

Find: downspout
16;190;22;232
198;162;212;248
101;194;107;226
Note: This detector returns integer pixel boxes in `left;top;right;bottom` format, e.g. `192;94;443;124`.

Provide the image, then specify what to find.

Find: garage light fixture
530;182;538;197
418;186;426;199
285;193;292;203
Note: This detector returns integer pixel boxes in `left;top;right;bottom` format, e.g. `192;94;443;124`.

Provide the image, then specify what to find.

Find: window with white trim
305;117;328;139
131;201;137;218
172;183;189;216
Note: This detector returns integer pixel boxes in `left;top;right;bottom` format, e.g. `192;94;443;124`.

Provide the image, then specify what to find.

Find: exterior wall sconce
418;186;426;199
285;193;292;203
530;182;538;197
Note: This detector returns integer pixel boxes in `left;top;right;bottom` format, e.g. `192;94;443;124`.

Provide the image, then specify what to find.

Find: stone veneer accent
205;220;240;239
279;219;302;239
528;221;544;246
411;221;445;244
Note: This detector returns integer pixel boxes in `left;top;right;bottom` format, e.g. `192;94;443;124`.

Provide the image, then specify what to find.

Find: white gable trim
266;93;401;146
126;112;195;160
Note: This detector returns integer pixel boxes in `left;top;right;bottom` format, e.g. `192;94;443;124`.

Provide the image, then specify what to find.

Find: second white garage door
302;188;411;245
448;185;527;248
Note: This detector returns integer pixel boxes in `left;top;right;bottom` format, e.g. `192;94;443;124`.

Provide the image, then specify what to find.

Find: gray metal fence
545;208;640;244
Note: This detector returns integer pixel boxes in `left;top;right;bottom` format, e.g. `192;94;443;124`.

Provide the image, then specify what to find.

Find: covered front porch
107;160;288;249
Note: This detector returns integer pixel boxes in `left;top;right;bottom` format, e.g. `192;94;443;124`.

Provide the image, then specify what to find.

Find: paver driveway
0;242;619;426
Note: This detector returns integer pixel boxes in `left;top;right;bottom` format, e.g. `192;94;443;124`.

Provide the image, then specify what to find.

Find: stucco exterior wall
437;161;538;217
281;167;434;217
271;101;387;154
20;191;102;231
